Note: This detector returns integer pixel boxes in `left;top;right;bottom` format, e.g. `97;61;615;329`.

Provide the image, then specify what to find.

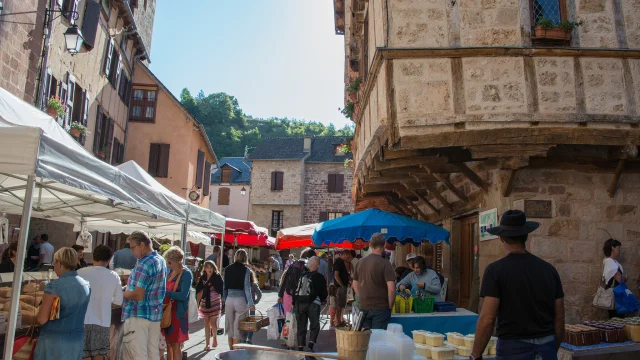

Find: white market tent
0;87;222;357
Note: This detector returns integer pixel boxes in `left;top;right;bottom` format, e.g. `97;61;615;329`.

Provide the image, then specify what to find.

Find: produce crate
413;296;434;313
393;295;413;314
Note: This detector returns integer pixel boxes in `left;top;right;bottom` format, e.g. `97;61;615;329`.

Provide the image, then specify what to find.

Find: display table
390;308;478;337
558;341;640;359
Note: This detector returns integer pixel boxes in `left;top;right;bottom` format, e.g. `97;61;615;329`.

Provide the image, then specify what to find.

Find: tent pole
220;226;225;271
3;175;35;359
181;212;189;256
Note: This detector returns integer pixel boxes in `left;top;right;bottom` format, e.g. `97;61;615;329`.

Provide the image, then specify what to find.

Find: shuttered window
108;51;120;86
319;212;328;222
111;138;121;165
218;188;230;206
81;0;101;51
118;142;125;164
203;161;212;196
65;73;75;127
327;174;345;193
103;37;114;76
271;211;284;237
93;106;104;153
195;150;205;188
149;143;170;178
129;88;157;122
271;171;284;191
221;168;232;183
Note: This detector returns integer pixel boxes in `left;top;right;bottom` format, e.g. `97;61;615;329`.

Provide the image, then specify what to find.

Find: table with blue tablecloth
390;308;479;337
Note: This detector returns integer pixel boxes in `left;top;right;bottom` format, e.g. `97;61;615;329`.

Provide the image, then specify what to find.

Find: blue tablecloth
390;309;479;337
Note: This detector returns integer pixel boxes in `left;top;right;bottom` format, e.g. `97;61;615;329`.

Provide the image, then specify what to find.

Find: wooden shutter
79;90;89;145
203;161;212;196
114;58;122;87
81;0;101;50
66;73;75;126
342;212;350;216
195;150;205;188
148;143;160;176
218;188;230;206
103;37;114;76
158;144;170;178
118;143;125;163
111;138;120;165
109;51;120;84
327;174;336;192
276;171;284;190
335;174;345;193
271;172;276;190
49;75;57;99
106;118;114;161
92;107;103;153
319;212;328;221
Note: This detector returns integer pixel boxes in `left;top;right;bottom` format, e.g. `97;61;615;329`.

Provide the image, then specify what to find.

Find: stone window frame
529;0;568;28
271;210;284;237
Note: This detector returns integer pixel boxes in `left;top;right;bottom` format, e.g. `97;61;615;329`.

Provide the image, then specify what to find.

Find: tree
180;88;354;158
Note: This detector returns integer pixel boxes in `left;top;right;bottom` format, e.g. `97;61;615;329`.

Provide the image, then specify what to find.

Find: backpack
294;271;314;304
285;260;307;296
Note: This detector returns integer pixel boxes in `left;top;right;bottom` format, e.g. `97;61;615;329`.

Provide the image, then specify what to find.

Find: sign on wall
479;208;498;241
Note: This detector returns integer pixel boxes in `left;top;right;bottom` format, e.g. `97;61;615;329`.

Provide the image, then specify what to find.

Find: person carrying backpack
278;248;317;314
293;256;328;352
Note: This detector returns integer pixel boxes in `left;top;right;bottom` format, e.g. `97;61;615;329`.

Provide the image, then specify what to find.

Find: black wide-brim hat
486;210;539;237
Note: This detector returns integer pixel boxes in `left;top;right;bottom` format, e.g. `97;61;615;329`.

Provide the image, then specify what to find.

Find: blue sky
149;0;350;128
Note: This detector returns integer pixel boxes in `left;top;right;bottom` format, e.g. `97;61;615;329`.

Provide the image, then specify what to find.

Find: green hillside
180;89;354;158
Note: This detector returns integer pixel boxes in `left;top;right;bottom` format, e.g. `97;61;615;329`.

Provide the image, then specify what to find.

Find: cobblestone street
184;290;337;359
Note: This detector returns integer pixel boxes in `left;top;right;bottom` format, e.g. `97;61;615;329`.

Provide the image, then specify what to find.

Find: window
327;174;345;193
218;188;230;206
328;212;344;220
111;138;122;165
108;53;121;87
271;171;284;191
203;161;212;196
319;211;350;221
92;107;114;161
334;145;345;156
271;211;284;237
531;0;565;26
148;143;170;178
195;150;205;188
103;37;114;77
221;168;232;183
129;87;158;122
66;73;75;126
118;73;131;104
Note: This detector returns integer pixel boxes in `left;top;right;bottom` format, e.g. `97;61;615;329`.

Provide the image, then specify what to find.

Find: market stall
0;87;198;358
557;319;640;359
276;223;367;250
390;309;478;338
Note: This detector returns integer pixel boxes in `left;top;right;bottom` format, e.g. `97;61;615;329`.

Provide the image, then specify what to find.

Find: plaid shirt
122;251;167;322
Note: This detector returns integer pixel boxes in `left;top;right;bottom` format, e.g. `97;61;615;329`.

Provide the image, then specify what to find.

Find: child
195;260;224;351
246;269;263;344
328;284;337;327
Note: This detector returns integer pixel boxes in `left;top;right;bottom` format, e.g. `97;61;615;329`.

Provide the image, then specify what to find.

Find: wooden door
460;216;478;309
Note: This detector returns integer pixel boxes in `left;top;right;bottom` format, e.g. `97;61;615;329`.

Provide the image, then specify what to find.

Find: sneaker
308;342;315;352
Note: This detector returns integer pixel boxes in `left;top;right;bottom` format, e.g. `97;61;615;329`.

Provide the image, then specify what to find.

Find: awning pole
181;211;189;256
219;226;225;271
3;175;35;359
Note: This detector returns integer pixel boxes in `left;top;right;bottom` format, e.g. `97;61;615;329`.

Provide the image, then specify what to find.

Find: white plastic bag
188;288;200;323
283;310;297;348
267;306;280;340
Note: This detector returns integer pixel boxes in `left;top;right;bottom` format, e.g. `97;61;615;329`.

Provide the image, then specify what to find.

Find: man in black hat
470;210;565;360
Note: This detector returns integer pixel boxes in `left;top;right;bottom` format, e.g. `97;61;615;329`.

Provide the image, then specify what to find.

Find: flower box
533;26;572;40
47;107;58;118
69;128;81;137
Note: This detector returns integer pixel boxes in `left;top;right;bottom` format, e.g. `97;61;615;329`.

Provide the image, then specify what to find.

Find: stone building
333;0;640;323
248;136;354;237
125;62;217;209
210;157;252;220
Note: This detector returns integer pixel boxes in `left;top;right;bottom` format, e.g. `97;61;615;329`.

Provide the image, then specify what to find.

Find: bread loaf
22;283;37;294
0;287;11;298
19;295;36;307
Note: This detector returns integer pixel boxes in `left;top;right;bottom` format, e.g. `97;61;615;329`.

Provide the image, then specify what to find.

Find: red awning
211;219;272;247
275;223;366;250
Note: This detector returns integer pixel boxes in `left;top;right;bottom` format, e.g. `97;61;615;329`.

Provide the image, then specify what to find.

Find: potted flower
97;145;108;159
47;96;65;118
345;77;362;103
339;100;356;120
68;122;87;138
344;158;353;168
533;17;583;41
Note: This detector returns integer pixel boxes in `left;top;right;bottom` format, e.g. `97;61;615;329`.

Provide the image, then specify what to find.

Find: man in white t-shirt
38;234;54;267
77;244;123;359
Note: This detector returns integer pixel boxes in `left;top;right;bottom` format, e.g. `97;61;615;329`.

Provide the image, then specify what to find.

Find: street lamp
64;25;84;55
240;186;246;196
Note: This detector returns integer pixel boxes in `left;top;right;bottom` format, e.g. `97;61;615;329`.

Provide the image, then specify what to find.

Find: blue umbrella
312;209;450;247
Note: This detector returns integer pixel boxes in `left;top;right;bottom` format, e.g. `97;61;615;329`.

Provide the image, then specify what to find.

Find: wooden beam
502;169;517;197
426;170;470;204
385;196;409;216
423;183;454;211
468;144;553;159
452;163;489;193
608;160;626;198
381;149;425;160
374;156;447;171
405;199;431;221
408;188;440;216
391;197;417;217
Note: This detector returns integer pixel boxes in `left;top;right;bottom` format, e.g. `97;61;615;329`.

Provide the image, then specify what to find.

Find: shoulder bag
593;263;615;310
161;270;184;328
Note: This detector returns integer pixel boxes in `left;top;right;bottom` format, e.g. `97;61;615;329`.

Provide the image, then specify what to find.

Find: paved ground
183;290;338;359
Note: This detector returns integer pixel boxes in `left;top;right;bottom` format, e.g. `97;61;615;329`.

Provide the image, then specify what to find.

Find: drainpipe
35;0;57;109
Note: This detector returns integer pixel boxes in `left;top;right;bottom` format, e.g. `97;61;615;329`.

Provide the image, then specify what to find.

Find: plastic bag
282;310;297;348
188;288;200;323
276;303;285;320
614;283;640;314
267;306;280;340
347;286;355;302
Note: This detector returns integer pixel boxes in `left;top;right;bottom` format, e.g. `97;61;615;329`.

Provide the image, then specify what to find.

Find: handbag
13;326;37;360
188;288;200;324
161;270;184;329
346;286;355;302
593;264;615;310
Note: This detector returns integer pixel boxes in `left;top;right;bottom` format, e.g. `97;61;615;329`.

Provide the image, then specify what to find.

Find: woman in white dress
602;238;625;318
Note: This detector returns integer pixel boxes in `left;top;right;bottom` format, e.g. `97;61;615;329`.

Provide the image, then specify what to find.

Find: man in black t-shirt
471;210;565;360
333;250;352;327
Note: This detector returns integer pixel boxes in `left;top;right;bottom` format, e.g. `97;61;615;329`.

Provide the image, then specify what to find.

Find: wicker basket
238;310;270;332
336;327;371;360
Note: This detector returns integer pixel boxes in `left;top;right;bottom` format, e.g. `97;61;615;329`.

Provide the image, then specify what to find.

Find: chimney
303;136;312;152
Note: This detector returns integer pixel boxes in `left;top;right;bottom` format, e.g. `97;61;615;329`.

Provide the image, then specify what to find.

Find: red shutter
336;174;345;193
195;150;205;188
92;107;103;153
271;172;276;191
158;144;170;178
319;212;328;222
203;161;212;196
148;143;160;176
328;174;336;193
276;171;284;190
106;118;114;162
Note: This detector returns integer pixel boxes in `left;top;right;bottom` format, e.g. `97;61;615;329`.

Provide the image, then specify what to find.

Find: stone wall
535;57;577;113
436;164;640;324
576;0;618;48
250;160;304;205
249;204;303;236
0;0;47;104
463;57;527;114
303;163;355;224
132;0;157;54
